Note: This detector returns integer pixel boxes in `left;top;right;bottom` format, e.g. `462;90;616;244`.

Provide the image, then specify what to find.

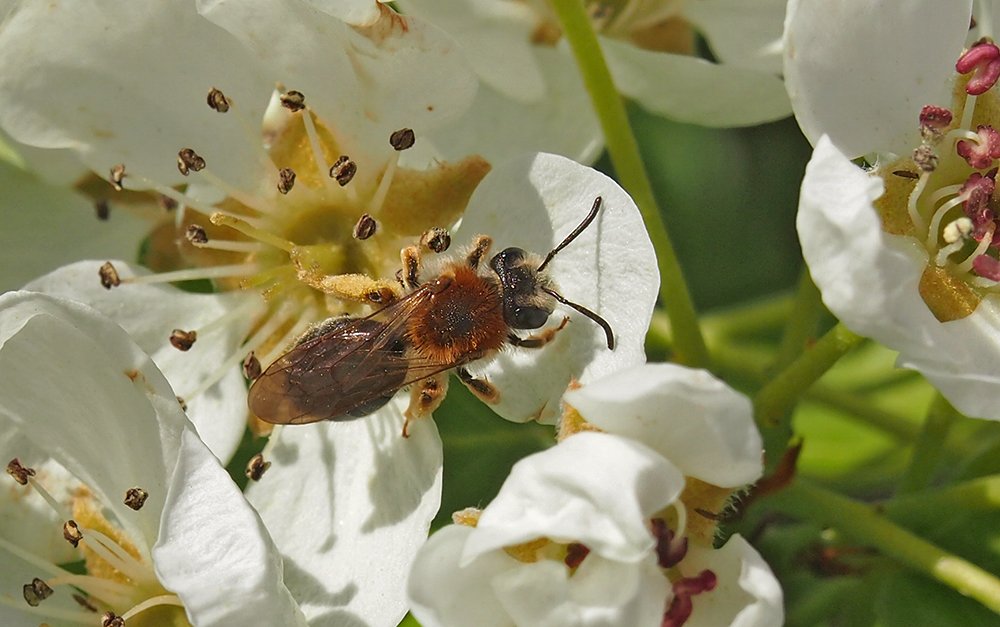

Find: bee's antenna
536;196;602;273
542;287;615;350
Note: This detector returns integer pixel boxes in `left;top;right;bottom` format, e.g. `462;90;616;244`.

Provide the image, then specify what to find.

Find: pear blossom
408;364;782;627
0;291;303;626
394;0;793;164
786;0;1000;420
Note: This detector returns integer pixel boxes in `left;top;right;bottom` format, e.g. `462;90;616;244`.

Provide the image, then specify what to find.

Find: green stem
886;474;1000;519
897;394;961;495
777;481;1000;614
549;0;709;368
754;322;863;428
772;269;823;371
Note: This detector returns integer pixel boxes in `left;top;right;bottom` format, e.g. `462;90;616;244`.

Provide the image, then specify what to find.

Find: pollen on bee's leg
402;373;449;437
457;367;500;404
293;267;400;305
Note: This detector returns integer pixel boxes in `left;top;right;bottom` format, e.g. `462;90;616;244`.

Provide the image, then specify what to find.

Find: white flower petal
25;260;257;462
455;153;657;423
783;0;972;156
421;45;603;166
492;554;668;627
0;550;87;627
0;1;271;191
684;0;787;75
602;38;791;127
300;0;383;25
246;398;443;626
681;535;783;627
407;525;519;627
197;0;476;159
798;137;1000;420
0;162;150;293
153;428;305;627
565;363;763;487
463;432;684;564
0;292;189;552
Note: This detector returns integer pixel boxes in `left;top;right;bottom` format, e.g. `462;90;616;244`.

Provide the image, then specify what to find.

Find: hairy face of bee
489;247;555;330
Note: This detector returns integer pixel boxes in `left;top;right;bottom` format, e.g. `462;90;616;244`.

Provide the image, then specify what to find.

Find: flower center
876;39;1000;322
3;459;186;626
101;86;489;421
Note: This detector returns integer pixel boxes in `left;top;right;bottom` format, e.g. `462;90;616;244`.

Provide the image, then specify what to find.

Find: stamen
176;148;206;176
958;223;996;272
193;297;263;339
277;167;296;194
936;218;974;265
956;125;1000;168
0;536;131;606
290;94;335;187
99;262;122;290
367;152;398;216
652;518;688;569
0;595;97;624
75;525;154;585
120;594;184;621
120;263;260;285
389;128;416;151
103;611;124;627
563;542;590;569
919;105;954;142
95;199;111;221
353;213;378;240
662;570;718;627
245;453;271;482
211;212;295;253
925;195;965;249
169;329;197;352
185;225;209;244
23;577;53;606
109;164;126;191
330;155;357;186
912;144;939;172
123;487;149;511
191;238;266;253
242;352;262;380
973;253;1000;280
906;174;931;235
24;475;71;519
279;90;306;112
6;458;35;485
206;87;278;172
63;520;82;547
420;227;451;253
206;87;231;113
957;40;1000;95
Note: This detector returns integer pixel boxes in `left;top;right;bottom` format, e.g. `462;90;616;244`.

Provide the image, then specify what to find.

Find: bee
248;196;615;434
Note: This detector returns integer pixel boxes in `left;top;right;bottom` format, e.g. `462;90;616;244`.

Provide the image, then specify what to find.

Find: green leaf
876;571;1000;626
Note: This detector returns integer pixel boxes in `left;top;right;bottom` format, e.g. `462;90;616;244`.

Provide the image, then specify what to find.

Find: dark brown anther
353;213;377;240
245;453;271;482
277;167;296;194
22;578;53;607
159;195;179;212
177;148;206;176
242;352;262;381
389;128;415;151
564;543;590;569
109;164;127;191
73;593;98;612
95;200;110;221
207;87;231;113
176;396;188;412
6;458;35;485
280;90;306;112
420;227;451;253
169;329;198;351
329;155;357;186
124;487;149;511
63;520;83;548
912;144;939;172
99;262;121;290
102;611;125;627
185;224;209;245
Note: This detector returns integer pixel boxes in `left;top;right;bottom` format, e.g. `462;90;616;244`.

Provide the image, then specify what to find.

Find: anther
389;128;415;151
73;593;98;612
245;453;271;482
280;90;306;112
99;262;121;289
177;396;188;412
919;105;954;141
159;195;179;212
6;458;35;485
109;164;127;191
944;217;974;244
177;148;206;176
242;352;262;381
95;199;110;221
960;172;996;228
652;518;688;569
169;329;198;352
22;577;53;607
353;213;377;240
63;519;83;548
207;87;231;113
329;155;357;186
124;487;149;511
973;254;1000;280
103;611;125;627
662;570;718;627
420;227;451;253
957;40;1000;95
185;224;209;244
957;125;1000;168
564;543;590;569
912;144;939;172
277;168;296;194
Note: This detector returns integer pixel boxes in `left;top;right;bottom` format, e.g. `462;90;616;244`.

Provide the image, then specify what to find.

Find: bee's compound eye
511;305;549;330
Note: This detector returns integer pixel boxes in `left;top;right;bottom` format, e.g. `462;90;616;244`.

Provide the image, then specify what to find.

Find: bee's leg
457;367;500;404
402;372;449;437
293;253;399;306
507;316;570;349
465;236;493;270
401;245;422;290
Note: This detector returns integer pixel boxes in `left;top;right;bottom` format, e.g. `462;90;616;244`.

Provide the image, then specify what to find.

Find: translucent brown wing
248;287;459;425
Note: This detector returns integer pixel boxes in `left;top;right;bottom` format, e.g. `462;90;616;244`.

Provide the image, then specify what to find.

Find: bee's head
489;247;554;330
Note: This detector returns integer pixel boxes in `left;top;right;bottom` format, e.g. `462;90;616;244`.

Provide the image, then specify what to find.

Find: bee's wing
249;286;457;424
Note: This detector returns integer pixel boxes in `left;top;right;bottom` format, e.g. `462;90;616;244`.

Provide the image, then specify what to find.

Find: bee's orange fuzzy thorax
407;264;508;365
